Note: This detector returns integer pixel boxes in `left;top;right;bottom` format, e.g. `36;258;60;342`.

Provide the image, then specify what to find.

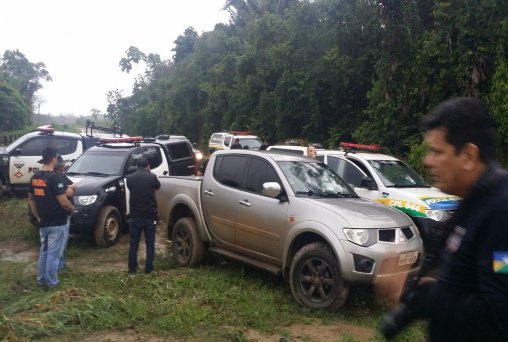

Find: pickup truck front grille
378;227;416;244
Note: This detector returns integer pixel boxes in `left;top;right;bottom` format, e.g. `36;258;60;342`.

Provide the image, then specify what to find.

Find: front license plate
398;251;418;266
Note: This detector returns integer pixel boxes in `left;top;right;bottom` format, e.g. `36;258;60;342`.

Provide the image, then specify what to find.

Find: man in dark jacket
383;97;508;341
28;147;75;288
126;156;161;274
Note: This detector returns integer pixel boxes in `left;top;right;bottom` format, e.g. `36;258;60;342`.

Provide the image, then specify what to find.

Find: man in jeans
28;147;75;288
54;155;77;270
126;156;161;275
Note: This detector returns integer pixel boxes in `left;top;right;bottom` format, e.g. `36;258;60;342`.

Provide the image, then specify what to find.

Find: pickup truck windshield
239;138;262;149
67;152;126;176
278;161;357;197
368;160;429;188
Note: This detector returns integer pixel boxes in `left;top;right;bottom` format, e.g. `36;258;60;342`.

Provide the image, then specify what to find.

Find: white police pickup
316;143;459;235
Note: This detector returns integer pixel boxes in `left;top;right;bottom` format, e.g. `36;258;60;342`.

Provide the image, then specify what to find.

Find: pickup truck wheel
289;242;349;311
172;217;204;267
95;206;121;247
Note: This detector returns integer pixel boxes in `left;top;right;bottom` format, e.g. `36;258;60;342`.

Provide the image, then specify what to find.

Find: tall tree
0;50;51;110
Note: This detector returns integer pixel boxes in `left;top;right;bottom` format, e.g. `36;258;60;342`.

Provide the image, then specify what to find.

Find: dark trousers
128;218;156;273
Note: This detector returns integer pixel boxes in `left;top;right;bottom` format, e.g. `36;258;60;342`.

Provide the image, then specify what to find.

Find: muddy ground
0;224;379;342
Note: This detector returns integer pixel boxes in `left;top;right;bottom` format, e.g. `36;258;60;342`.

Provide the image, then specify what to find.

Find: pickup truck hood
381;187;460;210
68;175;120;195
304;197;412;228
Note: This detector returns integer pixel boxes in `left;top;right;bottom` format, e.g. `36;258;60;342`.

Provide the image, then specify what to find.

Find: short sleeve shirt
28;171;68;228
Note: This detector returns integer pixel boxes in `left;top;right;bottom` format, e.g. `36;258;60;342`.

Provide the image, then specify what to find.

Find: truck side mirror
13;148;22;157
262;182;281;198
360;177;376;190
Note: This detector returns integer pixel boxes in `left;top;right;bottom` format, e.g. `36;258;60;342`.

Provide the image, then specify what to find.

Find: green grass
0;199;426;341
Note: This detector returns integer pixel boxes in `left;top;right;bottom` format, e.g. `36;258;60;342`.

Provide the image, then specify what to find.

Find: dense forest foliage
109;0;508;163
0;50;51;131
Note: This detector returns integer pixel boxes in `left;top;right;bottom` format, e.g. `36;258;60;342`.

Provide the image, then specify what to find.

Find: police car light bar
339;142;381;152
37;125;55;133
231;131;253;135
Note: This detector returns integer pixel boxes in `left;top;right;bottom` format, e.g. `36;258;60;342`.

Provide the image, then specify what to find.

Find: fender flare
283;221;349;277
165;193;212;242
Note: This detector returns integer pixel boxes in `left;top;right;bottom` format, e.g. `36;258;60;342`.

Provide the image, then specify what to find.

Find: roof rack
339;142;381;153
37;125;55;135
96;136;144;147
86;120;123;137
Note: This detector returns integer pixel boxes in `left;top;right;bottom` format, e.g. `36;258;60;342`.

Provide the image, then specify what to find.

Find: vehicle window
125;148;143;170
328;157;366;187
238;138;262;149
244;158;281;195
315;155;325;162
369;160;429;188
67;152;127;176
278;161;357;198
17;136;78;156
210;134;223;144
347;157;374;178
223;136;232;147
214;155;248;189
165;142;192;161
141;146;163;169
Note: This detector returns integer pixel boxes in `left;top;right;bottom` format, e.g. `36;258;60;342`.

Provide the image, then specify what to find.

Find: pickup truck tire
172;217;205;267
94;206;121;247
289;242;349;311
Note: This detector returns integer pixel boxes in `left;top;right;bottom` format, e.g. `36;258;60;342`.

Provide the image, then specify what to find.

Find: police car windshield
278;161;357;197
368;160;429;188
67;152;126;176
239;138;262;149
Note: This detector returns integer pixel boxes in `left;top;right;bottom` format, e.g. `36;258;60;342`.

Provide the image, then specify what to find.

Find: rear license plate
398;251;418;266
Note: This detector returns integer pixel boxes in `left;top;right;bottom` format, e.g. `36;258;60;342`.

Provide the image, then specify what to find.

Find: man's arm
65;184;76;197
28;193;40;223
154;175;161;191
56;193;75;214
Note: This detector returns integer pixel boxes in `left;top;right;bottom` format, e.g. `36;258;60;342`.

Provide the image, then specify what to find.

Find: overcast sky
1;0;230;116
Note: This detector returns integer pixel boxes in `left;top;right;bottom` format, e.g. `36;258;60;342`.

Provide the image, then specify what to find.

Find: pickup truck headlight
425;209;451;222
343;228;374;246
195;151;203;161
76;195;97;206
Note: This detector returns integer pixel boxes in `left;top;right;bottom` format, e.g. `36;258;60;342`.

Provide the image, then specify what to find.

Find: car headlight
425;209;451;222
343;228;374;246
76;195;97;206
195;151;203;161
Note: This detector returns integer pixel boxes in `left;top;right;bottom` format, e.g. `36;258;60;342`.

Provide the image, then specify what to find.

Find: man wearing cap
126;156;160;275
55;155;77;270
28;147;75;288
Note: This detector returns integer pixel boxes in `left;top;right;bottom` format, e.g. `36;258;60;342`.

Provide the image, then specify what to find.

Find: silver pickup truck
157;150;423;310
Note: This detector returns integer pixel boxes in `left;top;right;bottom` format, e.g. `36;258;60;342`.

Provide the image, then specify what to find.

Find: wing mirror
360;177;376;190
262;182;281;198
13;148;22;157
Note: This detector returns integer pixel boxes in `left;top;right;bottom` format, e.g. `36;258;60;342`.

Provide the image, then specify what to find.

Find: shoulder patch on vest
493;251;508;274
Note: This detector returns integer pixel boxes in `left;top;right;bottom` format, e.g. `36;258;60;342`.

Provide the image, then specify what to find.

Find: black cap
38;147;57;164
55;155;66;168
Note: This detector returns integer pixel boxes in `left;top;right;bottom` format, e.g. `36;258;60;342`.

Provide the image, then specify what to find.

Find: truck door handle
187;165;195;169
239;200;251;207
204;190;214;196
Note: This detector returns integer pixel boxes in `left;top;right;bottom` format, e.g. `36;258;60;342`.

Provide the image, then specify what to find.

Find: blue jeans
128;218;156;273
38;224;67;287
59;216;71;270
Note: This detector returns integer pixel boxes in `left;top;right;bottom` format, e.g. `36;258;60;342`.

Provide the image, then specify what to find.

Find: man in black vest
28;147;75;288
381;97;508;341
126;156;161;275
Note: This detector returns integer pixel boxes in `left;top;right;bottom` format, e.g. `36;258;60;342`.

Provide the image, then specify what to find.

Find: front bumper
340;237;423;283
70;203;101;234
